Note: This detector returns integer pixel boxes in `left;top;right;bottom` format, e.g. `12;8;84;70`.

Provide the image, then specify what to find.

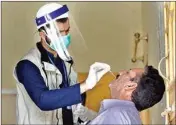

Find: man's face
56;19;70;36
109;68;144;100
40;19;70;48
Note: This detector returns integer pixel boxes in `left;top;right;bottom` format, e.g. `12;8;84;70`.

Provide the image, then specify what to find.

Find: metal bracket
131;32;148;64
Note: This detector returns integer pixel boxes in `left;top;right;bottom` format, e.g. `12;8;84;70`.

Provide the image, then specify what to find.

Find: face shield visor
35;4;88;62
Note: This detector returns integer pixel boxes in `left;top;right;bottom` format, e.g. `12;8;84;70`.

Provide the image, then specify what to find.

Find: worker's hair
131;66;165;111
38;17;68;32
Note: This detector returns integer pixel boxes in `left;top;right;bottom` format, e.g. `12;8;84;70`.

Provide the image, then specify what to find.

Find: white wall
141;2;166;124
2;2;143;124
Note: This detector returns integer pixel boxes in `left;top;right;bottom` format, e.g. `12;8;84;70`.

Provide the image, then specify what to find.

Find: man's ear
124;81;137;91
39;31;46;40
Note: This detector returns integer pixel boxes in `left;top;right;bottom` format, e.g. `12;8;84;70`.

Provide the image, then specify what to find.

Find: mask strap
158;50;170;82
41;29;52;48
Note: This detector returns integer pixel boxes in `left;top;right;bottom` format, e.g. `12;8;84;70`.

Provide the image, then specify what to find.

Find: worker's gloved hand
86;62;110;90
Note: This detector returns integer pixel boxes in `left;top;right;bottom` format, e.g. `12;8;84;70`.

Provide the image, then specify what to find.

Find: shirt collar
100;99;136;112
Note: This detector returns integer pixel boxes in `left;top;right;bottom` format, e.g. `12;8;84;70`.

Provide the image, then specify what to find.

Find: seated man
88;66;165;124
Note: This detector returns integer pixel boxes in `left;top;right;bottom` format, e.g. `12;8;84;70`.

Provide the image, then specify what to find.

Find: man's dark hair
131;66;165;111
38;17;68;32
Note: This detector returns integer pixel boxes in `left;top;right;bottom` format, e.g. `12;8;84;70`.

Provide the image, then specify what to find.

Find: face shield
35;3;87;61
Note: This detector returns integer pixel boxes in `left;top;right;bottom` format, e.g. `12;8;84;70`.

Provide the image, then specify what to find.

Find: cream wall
2;1;143;88
2;2;143;124
141;2;166;124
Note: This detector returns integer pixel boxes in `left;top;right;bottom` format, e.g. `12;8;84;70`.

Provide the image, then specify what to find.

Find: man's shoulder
15;46;42;71
108;105;138;116
20;47;41;63
108;106;142;124
105;106;125;115
16;60;37;70
89;107;123;124
23;47;40;58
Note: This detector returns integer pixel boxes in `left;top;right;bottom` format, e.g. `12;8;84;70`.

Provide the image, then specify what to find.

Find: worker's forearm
80;82;89;94
38;84;82;111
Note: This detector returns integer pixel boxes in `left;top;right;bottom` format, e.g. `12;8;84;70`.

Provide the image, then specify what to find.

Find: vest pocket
45;71;62;90
56;73;62;88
